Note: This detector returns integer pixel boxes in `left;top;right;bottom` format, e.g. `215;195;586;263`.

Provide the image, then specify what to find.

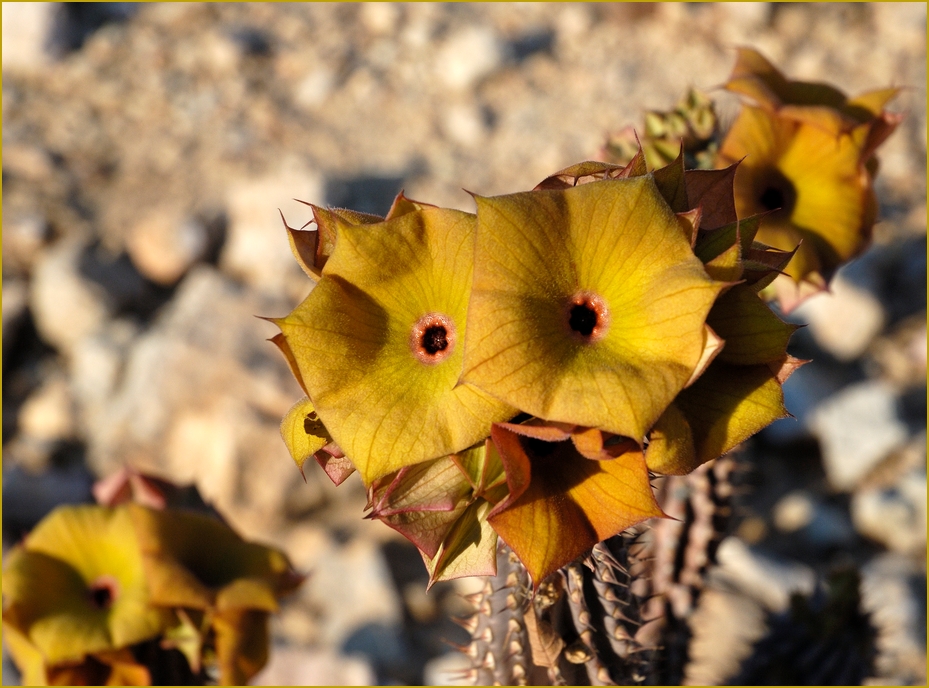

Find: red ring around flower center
565;292;610;343
410;313;456;364
88;575;120;610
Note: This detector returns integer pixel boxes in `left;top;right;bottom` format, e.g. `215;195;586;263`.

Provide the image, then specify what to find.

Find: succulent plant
2;471;303;686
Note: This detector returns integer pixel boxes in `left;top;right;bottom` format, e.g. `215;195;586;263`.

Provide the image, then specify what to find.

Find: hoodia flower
718;47;900;312
462;173;724;442
1;505;172;675
274;194;515;485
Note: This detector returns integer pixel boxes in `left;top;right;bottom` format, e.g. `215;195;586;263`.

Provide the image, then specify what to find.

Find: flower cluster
717;48;900;312
274;145;803;587
602;48;901;314
2;471;302;686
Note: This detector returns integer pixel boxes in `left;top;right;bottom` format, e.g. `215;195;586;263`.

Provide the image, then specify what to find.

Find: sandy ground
2;3;925;685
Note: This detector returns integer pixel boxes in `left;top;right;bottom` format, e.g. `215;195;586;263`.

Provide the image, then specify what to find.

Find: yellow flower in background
717;47;901;312
2;506;172;678
2;490;304;687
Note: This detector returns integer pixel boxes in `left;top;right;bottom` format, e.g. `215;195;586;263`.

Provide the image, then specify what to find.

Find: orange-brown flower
717;47;901;312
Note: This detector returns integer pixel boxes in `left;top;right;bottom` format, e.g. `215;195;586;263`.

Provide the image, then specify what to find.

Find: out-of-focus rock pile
2;3;925;685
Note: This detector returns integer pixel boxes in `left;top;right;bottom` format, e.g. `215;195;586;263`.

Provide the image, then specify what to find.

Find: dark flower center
564;292;610;343
521;436;561;459
88;576;120;610
410;313;456;364
569;304;598;337
422;325;449;355
756;168;797;217
759;186;785;211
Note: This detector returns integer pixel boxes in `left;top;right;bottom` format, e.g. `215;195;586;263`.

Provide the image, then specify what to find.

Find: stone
868;314;928;387
423;651;474;687
252;644;374;686
29;237;111;354
792;273;886;362
2;213;50;275
82;266;304;538
710;536;816;612
852;469;927;554
220;165;325;298
772;490;814;532
772;490;856;548
1;2;55;74
294;67;336;110
860;553;927;685
299;536;403;648
809;381;909;491
359;2;400;36
17;373;74;442
440;102;487;147
2;144;55;183
435;26;506;91
126;208;210;285
68;318;138;433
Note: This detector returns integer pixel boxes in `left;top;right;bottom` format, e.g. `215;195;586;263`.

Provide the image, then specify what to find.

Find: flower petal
278;206;515;484
464;176;723;441
487;423;663;586
707;285;799;365
674;362;790;464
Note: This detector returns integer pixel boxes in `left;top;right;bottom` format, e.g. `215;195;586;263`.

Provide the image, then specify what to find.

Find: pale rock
221;166;324;297
2;213;50;274
792;274;886;361
402;581;438;623
714;1;771;30
774;490;856;548
252;645;374;686
860;553;927;685
2;144;55;183
68;318;138;432
440;102;487;147
18;374;74;442
772;490;814;532
359;2;400;36
294;67;336;110
29;237;111;354
809;381;909;491
84;267;302;522
554;4;593;43
711;536;816;612
435;26;506;91
273;603;319;646
1;3;55;74
164;404;240;511
423;651;474;687
852;469;927;554
126;208;209;285
199;30;239;75
300;535;403;648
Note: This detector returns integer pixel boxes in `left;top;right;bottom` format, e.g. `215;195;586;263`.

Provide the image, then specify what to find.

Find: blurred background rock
2;3;925;685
